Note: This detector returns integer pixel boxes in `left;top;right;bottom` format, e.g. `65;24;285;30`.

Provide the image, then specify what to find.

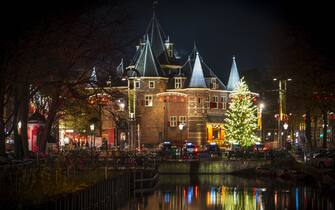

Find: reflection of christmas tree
224;78;259;148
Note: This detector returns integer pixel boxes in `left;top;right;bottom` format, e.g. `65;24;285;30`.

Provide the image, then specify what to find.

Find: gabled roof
135;36;165;77
145;12;170;65
227;56;240;91
188;52;207;88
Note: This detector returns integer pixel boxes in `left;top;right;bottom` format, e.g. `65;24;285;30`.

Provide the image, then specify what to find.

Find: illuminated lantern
27;112;46;153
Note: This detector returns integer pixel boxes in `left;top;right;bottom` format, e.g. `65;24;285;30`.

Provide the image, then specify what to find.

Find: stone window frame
170;116;177;127
175;78;182;89
213;96;218;109
148;81;155;89
145;95;153;107
179;116;187;124
221;96;227;110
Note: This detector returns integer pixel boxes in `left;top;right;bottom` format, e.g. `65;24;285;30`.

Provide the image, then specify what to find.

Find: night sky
131;0;280;81
1;0;334;83
130;0;335;83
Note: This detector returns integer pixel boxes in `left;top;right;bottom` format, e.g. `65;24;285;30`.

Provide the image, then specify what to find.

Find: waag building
100;13;243;147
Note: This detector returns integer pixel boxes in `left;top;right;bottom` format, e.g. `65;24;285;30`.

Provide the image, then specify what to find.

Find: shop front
206;115;226;146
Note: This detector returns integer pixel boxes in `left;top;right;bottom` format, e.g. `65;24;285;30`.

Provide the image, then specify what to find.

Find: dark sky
129;0;335;83
1;0;334;83
130;0;281;81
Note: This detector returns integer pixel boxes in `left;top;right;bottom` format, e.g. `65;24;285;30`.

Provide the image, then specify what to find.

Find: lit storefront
206;115;225;145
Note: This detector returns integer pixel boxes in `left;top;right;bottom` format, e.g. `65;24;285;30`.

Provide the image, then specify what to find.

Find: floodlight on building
90;123;95;131
178;123;185;130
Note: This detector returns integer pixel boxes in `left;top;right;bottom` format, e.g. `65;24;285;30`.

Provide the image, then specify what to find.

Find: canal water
120;174;334;210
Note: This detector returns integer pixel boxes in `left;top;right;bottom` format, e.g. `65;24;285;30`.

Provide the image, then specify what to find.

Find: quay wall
158;160;271;174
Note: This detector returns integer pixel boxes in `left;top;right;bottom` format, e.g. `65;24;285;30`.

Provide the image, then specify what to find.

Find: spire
188;52;207;88
145;7;170;65
188;41;198;61
227;56;240;91
135;35;164;77
193;41;197;52
90;66;97;83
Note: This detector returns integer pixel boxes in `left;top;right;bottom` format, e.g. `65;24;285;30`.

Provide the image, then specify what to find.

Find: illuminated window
179;116;186;124
221;96;227;109
170;116;177;127
149;81;155;89
175;78;182;89
145;95;153;107
213;96;218;109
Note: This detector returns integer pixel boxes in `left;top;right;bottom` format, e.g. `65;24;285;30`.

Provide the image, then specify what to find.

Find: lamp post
178;123;185;142
259;103;264;142
273;78;292;149
122;67;140;151
116;102;125;147
90;123;95;160
283;122;288;149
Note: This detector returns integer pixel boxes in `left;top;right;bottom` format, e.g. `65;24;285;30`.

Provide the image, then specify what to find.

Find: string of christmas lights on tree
224;78;260;147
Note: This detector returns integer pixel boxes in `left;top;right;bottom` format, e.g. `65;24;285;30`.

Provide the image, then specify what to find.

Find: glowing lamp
90;123;95;131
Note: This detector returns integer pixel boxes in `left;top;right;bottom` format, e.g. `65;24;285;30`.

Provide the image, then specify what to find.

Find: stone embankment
159;160;271;174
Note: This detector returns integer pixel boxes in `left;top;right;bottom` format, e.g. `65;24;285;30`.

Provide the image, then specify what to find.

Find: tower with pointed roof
97;9;258;148
134;35;164;77
227;56;240;91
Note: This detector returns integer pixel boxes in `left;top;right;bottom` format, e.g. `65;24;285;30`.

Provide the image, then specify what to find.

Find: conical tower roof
135;36;164;77
188;52;207;88
181;48;225;89
90;66;97;83
145;12;170;65
227;56;240;91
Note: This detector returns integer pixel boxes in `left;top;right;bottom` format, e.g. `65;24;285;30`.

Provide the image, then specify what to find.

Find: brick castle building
101;13;242;147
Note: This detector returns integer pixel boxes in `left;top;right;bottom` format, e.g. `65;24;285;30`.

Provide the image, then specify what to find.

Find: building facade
101;13;242;147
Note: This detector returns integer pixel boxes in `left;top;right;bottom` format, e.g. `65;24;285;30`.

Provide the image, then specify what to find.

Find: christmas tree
223;78;259;148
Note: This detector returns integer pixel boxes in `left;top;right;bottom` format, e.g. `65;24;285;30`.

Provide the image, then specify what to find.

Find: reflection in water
121;175;334;210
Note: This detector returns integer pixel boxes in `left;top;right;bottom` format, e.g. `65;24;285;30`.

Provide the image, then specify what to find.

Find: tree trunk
13;88;23;159
322;111;328;148
305;110;312;149
40;95;59;153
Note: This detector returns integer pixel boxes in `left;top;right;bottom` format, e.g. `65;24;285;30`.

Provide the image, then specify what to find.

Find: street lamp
178;123;185;143
259;103;264;141
122;67;140;151
90;123;95;160
273;78;292;149
283;122;288;148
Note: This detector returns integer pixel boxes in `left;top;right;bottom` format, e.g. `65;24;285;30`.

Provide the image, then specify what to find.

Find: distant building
101;13;244;147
